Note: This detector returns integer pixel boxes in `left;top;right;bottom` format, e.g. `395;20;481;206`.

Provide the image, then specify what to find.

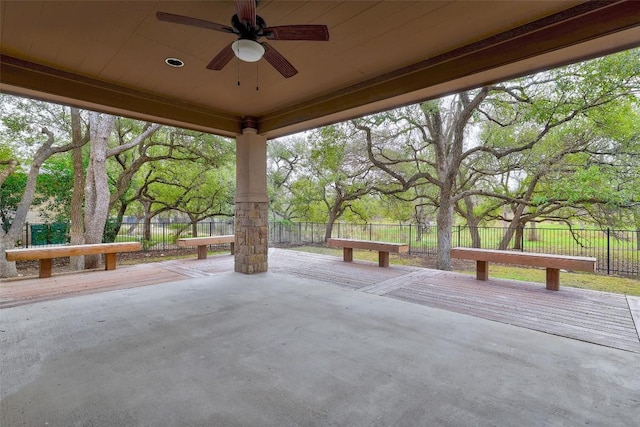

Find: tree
476;51;640;249
79;114;163;268
109;128;235;244
309;126;379;240
356;49;640;270
267;137;303;221
270;125;380;240
0;126;87;277
356;90;490;270
137;161;234;241
81;112;117;268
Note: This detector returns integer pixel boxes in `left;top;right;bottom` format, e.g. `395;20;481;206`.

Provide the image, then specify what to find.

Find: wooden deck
2;248;639;353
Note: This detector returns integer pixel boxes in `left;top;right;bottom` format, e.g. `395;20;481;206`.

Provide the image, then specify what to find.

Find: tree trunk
1;129;56;277
528;222;538;241
323;197;344;242
513;224;524;250
69;145;86;270
0;237;18;278
502;206;510;230
436;192;454;270
413;204;433;242
324;211;338;242
143;216;152;242
127;222;137;235
498;206;526;250
110;201;130;240
191;221;198;237
499;223;516;250
459;196;482;248
84;113;116;269
469;223;481;248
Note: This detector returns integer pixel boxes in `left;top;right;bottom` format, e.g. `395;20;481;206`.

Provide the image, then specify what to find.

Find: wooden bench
326;238;409;267
5;242;141;278
450;247;596;291
176;235;235;260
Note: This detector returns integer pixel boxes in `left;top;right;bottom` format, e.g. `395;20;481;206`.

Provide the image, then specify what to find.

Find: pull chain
256;61;259;91
237;56;240;86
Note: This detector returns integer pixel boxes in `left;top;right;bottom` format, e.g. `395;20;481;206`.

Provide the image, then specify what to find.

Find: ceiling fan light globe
232;39;265;62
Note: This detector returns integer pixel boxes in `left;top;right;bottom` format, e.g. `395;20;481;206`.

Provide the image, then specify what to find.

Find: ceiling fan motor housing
232;14;267;41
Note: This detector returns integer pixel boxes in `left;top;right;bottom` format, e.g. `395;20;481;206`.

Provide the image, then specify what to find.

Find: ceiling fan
156;0;329;78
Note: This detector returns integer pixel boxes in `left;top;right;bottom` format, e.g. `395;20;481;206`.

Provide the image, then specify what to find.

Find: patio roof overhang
1;1;639;139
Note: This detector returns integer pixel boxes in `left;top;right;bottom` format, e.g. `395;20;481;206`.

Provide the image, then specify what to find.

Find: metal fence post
25;222;29;248
408;224;412;254
457;225;461;247
607;228;610;275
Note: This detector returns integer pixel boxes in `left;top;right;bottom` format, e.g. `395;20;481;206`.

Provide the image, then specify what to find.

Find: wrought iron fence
16;221;640;277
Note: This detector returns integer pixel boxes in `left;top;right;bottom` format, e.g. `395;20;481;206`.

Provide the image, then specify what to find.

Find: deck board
2;248;639;353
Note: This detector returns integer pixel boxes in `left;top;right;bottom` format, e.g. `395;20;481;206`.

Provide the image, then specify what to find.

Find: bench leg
230;242;235;255
546;268;560;291
197;245;208;260
476;260;489;281
105;253;116;270
343;247;353;262
379;251;390;267
39;259;52;278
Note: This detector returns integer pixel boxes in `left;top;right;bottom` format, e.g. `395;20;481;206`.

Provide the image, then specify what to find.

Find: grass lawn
456;264;640;296
289;245;640;296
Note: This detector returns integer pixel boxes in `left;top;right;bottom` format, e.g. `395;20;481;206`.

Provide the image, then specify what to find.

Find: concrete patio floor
1;248;639;426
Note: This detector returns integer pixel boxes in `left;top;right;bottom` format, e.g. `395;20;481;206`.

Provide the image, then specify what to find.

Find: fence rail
15;221;640;277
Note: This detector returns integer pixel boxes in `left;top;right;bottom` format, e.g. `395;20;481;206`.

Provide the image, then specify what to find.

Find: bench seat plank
450;248;596;271
326;238;409;267
450;247;596;291
5;242;141;261
177;235;235;259
5;242;141;278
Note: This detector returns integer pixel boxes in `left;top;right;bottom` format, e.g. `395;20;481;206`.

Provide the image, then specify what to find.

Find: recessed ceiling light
165;58;184;68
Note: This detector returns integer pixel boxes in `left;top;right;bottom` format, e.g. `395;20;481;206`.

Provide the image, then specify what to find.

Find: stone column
235;128;269;274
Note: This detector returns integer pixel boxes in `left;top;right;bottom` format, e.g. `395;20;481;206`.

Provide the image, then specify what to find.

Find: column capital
241;116;259;132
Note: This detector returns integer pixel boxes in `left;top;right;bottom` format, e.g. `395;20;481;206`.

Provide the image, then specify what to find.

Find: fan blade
207;43;236;70
262;42;298;78
156;11;233;33
234;0;256;28
264;25;329;41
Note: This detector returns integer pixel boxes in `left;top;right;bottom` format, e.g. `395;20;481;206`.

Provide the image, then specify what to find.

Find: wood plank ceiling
1;1;639;138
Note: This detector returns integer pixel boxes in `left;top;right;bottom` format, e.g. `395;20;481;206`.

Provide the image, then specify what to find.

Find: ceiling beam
258;0;640;136
1;1;638;140
0;55;242;137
